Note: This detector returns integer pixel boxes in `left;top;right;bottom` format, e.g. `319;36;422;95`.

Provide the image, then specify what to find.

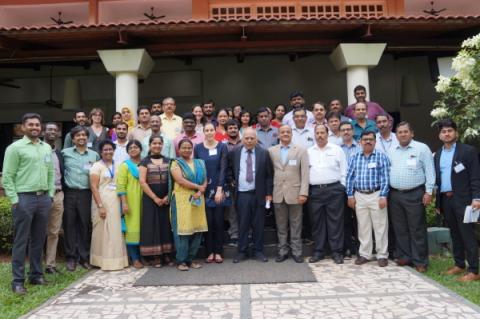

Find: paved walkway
25;259;480;318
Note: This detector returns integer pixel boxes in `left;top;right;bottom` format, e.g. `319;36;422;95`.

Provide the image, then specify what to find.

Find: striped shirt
346;150;390;197
388;140;435;193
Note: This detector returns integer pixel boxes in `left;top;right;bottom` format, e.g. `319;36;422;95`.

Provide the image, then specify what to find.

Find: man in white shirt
282;92;315;127
327;111;343;146
291;108;315;149
307;124;347;264
113;122;130;164
375;113;398;154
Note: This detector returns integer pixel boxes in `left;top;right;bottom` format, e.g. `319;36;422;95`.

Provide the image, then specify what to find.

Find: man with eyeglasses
346;131;390;267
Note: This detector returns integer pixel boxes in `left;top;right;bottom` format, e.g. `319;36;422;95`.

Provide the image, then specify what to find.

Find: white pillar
329;43;386;105
116;72;138;112
98;49;155;122
346;66;369;105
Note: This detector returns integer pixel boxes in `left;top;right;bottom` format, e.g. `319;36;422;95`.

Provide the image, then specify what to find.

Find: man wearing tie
434;119;480;282
268;125;309;263
228;128;273;263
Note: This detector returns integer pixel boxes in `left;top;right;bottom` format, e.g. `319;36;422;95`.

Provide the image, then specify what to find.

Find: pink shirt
173;131;205;157
345;101;387;120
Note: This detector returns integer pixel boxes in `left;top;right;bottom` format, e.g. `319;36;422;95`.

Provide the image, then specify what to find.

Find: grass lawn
425;255;480;306
0;261;88;319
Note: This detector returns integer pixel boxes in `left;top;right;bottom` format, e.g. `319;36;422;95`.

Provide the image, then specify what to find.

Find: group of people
3;85;480;295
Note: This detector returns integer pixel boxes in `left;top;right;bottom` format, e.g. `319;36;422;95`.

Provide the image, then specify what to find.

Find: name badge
87;142;93;148
406;158;417;168
367;162;377;169
454;163;466;173
288;159;297;166
83;163;92;171
209;148;218;156
44;154;51;163
107;183;116;190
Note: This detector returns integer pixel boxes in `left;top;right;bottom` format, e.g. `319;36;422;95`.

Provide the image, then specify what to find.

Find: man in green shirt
2;113;54;295
62;125;99;272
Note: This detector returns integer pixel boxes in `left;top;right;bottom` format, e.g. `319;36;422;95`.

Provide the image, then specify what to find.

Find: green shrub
426;199;440;227
0;197;13;253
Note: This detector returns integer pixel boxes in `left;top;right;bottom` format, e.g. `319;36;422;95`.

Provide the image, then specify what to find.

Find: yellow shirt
160;114;183;140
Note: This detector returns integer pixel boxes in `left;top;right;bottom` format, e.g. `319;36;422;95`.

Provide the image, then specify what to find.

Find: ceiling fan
0;78;21;89
29;66;62;108
143;7;166;21
423;1;447;16
50;11;73;25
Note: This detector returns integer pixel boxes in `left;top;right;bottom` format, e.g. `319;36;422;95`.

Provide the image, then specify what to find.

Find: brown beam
89;0;99;25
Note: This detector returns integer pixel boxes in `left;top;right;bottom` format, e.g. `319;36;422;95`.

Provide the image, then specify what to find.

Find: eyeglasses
340;128;352;132
361;138;375;142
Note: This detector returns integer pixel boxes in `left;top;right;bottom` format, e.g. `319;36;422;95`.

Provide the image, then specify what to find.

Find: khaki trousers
45;191;64;267
355;191;388;260
274;201;303;257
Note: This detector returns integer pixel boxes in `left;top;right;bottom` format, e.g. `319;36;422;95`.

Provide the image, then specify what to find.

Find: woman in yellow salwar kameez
117;140;144;269
170;138;208;271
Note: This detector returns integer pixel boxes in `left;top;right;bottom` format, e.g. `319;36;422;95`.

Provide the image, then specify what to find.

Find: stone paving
25;259;480;319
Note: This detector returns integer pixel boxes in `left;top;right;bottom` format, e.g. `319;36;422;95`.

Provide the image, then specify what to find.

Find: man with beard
62;126;100;272
113;122;130;164
43;122;65;275
202;100;218;126
434;119;480;282
128;105;151;142
375;113;398;154
282;92;315;127
151;100;163;114
3;113;54;295
329;99;351;122
63;110;95;149
345;85;387;120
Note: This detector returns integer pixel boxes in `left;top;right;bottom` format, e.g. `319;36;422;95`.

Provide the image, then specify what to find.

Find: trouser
12;193;51;284
45;191;64;267
389;187;429;266
301;203;312;239
236;192;265;254
442;195;479;274
355;191;389;260
308;183;345;256
274;201;303;257
63;189;92;263
127;244;141;262
226;202;238;240
174;233;202;264
343;206;358;254
206;206;224;254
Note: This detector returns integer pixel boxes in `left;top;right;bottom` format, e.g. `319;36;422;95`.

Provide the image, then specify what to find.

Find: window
301;5;341;18
345;4;385;17
256;6;295;18
211;6;251;19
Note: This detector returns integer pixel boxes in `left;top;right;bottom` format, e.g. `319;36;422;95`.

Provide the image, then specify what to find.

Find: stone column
98;49;155;122
329;43;386;105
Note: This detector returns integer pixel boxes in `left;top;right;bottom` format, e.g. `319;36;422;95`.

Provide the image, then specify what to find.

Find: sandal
190;262;202;269
214;254;224;264
164;255;175;267
206;254;215;263
133;260;144;269
153;257;162;268
177;263;189;271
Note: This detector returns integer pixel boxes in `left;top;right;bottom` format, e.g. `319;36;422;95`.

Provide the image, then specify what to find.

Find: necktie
246;150;253;183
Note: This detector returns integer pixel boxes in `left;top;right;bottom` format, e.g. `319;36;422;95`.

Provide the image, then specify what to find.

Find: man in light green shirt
2;113;54;295
61;126;99;272
141;113;175;159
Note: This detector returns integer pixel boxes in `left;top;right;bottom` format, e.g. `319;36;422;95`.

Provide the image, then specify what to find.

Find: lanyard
103;160;115;179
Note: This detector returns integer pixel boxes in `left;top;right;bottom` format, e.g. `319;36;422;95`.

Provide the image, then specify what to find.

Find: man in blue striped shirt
388;121;435;273
346;131;390;267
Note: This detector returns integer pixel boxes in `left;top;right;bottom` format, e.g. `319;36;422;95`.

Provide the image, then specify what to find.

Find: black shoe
45;266;61;274
344;249;352;258
66;260;76;272
309;254;325;263
79;261;93;270
333;255;344;264
254;252;268;262
29;277;49;285
233;253;247;264
227;239;238;247
292;255;304;263
275;254;288;263
302;238;314;245
12;283;27;295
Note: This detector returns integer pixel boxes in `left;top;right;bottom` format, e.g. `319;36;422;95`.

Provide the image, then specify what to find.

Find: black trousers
236;192;265;255
343;206;358;254
442;195;479;273
308;183;345;256
12;193;51;284
389;188;429;266
205;206;225;254
63;189;92;263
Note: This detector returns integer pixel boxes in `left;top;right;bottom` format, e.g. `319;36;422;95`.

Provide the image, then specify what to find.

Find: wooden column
89;0;99;25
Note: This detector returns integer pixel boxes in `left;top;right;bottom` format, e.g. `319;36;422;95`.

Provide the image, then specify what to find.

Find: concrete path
25;259;480;318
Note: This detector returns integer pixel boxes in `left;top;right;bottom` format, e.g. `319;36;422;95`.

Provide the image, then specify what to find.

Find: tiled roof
1;15;479;32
